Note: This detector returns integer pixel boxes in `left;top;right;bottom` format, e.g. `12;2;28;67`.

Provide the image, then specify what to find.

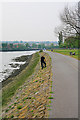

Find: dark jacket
41;56;45;62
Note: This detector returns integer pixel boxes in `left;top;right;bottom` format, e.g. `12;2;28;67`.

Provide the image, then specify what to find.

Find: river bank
2;52;52;118
2;52;40;106
0;49;40;52
2;54;32;87
0;50;37;82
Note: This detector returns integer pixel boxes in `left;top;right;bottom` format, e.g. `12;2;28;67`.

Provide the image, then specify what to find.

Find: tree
2;43;8;50
54;2;80;48
9;43;13;49
58;31;63;46
32;43;37;48
38;44;41;49
50;43;54;49
18;43;25;50
41;43;45;49
26;43;30;48
60;3;80;36
55;2;80;38
64;35;79;48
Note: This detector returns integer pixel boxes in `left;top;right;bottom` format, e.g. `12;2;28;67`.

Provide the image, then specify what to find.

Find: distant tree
2;43;8;50
41;43;45;49
9;43;13;49
50;43;54;49
18;44;25;50
26;43;30;48
38;44;42;49
58;31;63;46
32;43;37;48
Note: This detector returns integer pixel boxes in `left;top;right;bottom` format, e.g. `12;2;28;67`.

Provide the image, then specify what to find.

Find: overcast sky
1;1;79;42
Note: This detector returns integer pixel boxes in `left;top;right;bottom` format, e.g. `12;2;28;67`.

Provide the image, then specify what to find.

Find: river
0;51;38;82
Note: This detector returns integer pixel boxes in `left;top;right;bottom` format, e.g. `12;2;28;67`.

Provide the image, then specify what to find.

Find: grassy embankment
2;52;53;118
52;49;80;60
2;52;40;106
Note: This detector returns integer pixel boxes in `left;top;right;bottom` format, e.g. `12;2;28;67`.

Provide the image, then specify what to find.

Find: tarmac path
46;51;78;118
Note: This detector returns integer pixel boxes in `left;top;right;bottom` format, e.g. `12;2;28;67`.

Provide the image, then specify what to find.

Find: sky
0;0;79;42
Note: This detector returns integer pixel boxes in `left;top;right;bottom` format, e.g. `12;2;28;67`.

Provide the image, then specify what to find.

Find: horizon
1;40;58;42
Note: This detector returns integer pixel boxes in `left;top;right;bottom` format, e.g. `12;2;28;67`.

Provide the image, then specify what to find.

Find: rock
35;91;39;95
38;107;46;112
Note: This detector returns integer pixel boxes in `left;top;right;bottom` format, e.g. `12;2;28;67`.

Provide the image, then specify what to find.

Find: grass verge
2;52;40;106
51;49;80;60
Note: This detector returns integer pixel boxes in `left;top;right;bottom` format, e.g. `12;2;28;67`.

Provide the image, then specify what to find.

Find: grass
51;49;80;60
22;96;32;101
48;97;54;99
5;109;9;113
46;105;51;107
48;109;51;111
9;106;11;108
31;110;33;112
2;52;40;106
14;102;17;105
10;115;14;118
26;97;32;99
17;105;22;109
50;91;54;94
35;80;38;82
49;101;51;103
16;97;18;99
22;98;26;101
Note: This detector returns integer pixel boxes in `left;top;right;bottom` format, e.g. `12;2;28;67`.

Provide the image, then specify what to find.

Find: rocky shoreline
2;55;32;87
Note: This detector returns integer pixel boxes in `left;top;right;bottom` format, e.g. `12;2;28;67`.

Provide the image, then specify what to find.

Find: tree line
1;42;58;51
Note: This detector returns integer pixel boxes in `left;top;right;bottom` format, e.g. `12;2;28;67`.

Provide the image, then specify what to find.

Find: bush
39;49;43;52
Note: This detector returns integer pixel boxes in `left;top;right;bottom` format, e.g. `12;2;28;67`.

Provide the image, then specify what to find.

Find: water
0;51;37;82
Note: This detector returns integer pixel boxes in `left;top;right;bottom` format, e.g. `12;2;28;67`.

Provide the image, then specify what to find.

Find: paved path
46;51;78;118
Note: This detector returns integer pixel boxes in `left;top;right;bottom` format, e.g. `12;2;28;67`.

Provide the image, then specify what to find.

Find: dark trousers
41;61;46;69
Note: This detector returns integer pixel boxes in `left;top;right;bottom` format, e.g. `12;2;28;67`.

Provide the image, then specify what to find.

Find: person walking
41;56;46;69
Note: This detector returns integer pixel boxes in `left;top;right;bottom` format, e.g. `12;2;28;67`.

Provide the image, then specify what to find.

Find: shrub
39;49;43;52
